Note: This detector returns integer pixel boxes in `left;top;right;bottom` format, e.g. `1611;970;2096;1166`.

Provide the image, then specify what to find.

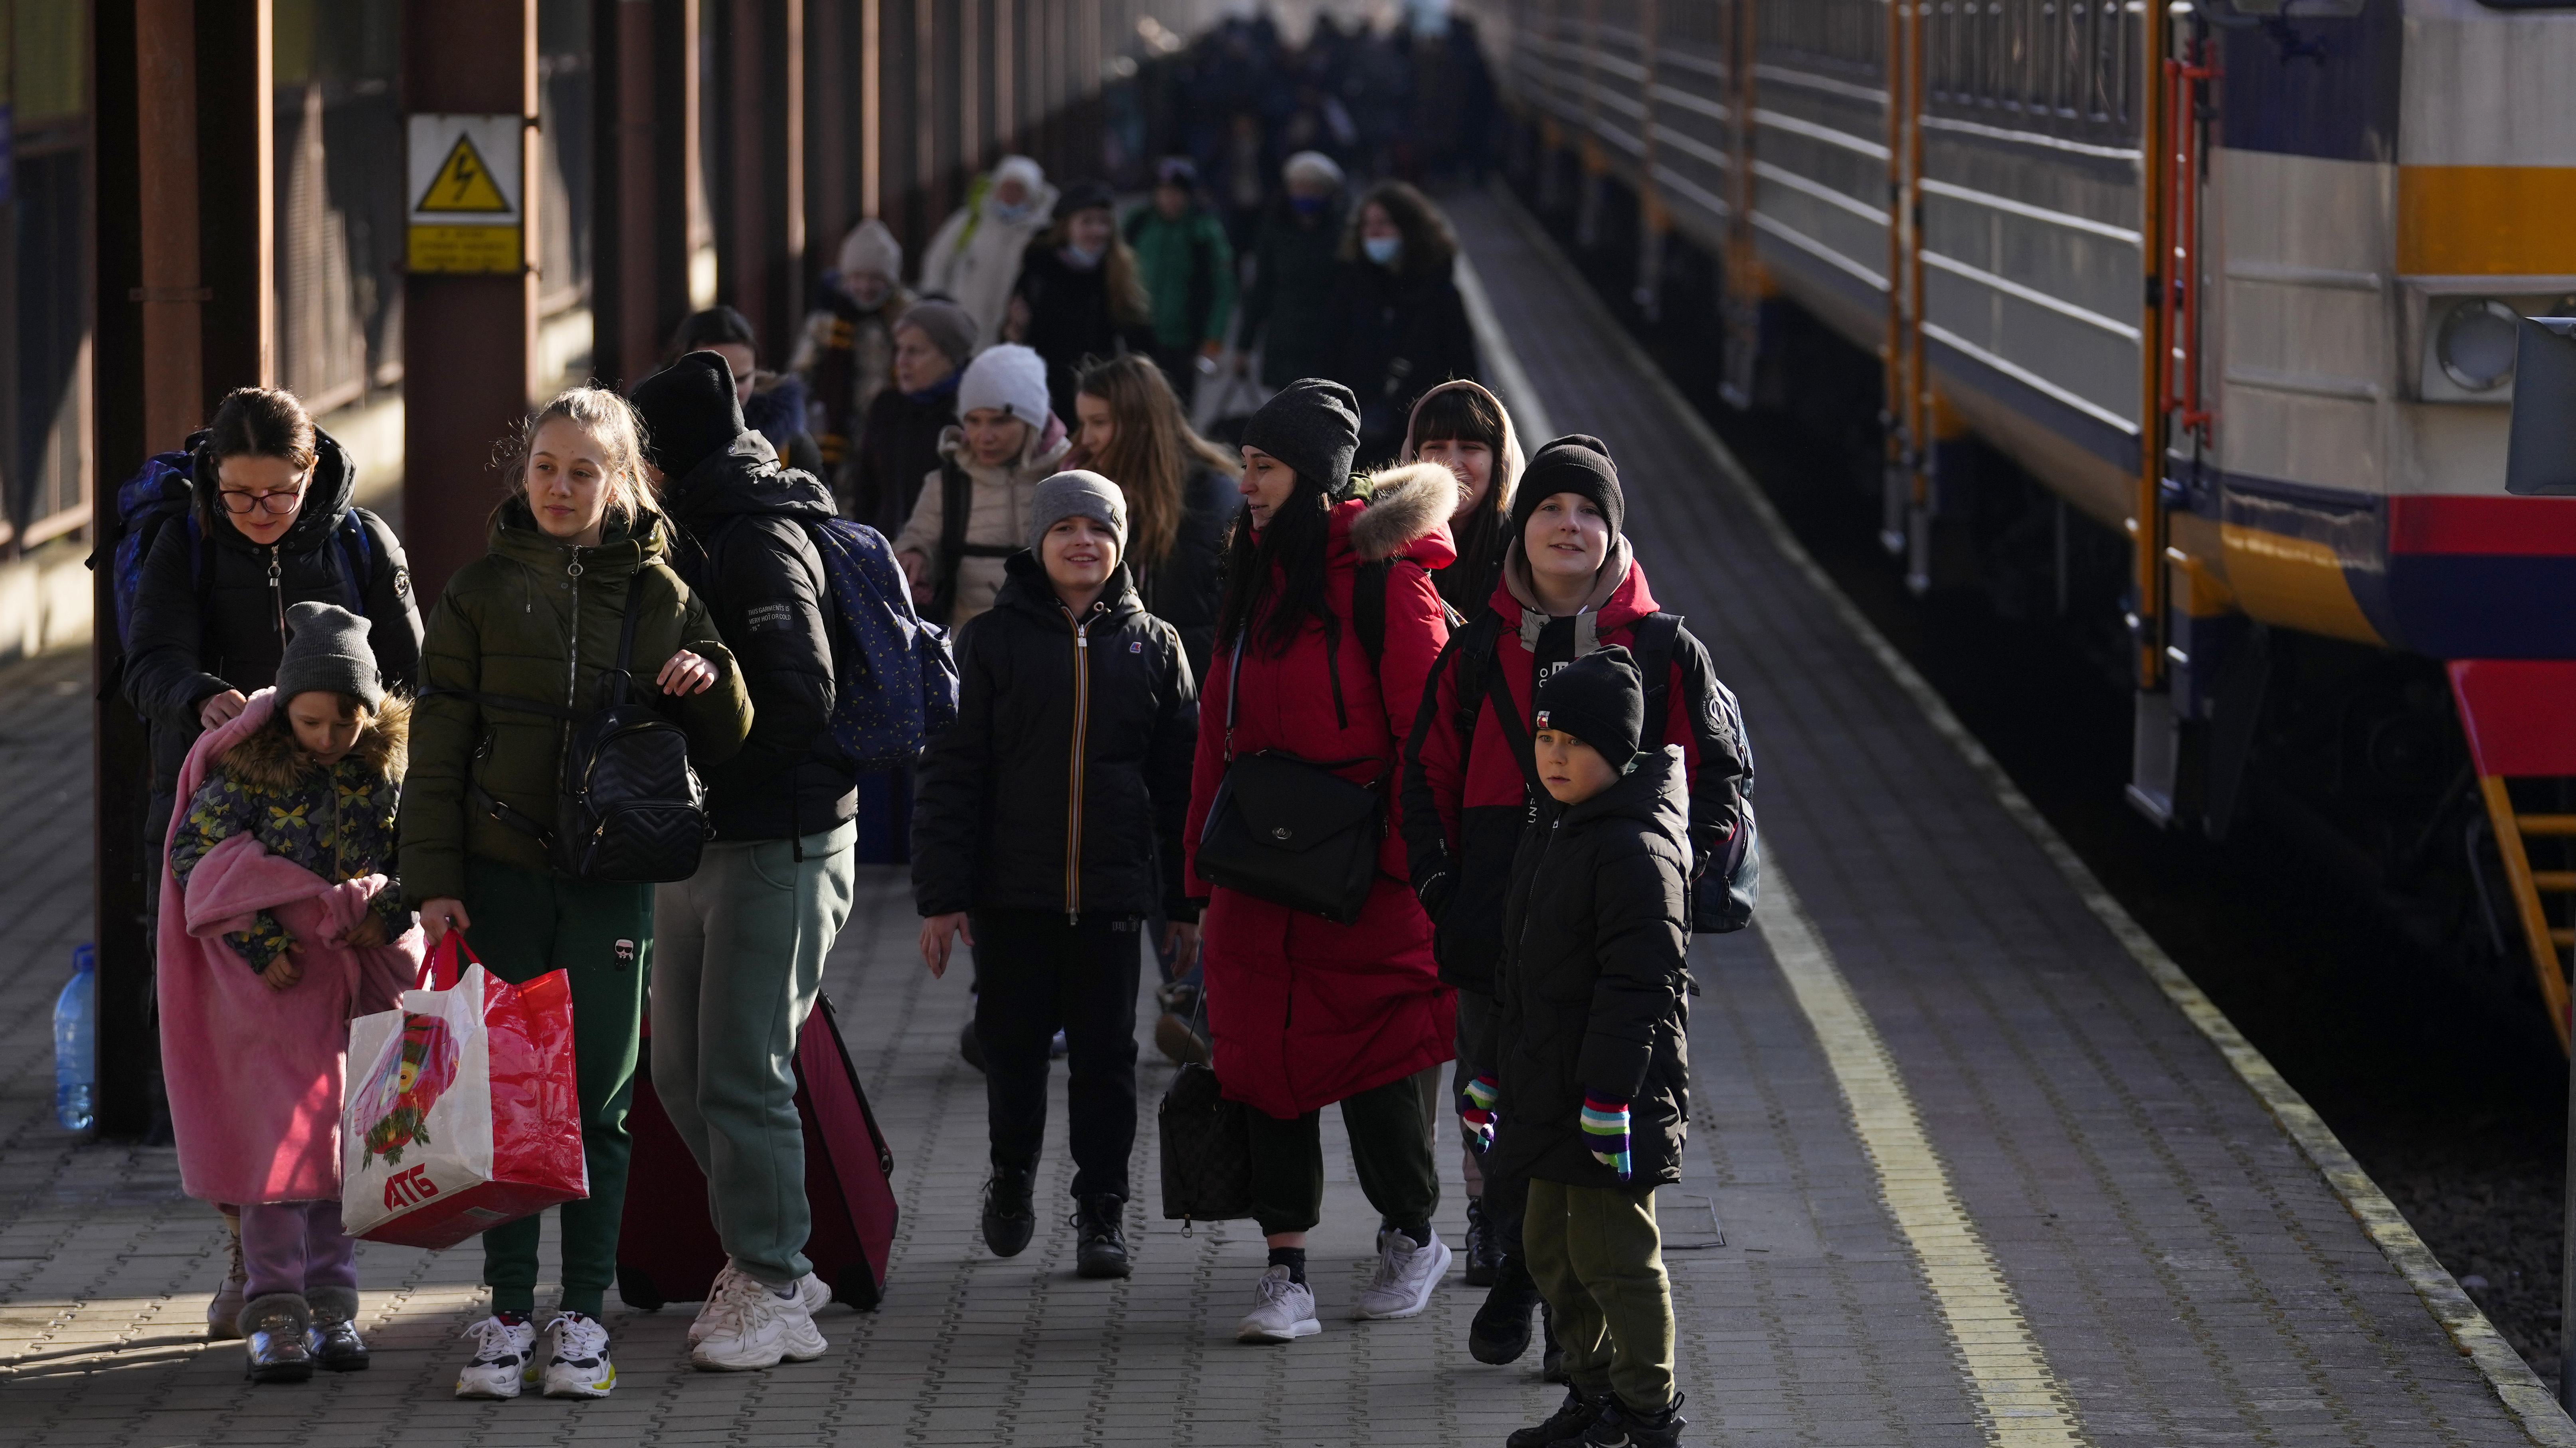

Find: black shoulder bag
1193;637;1389;926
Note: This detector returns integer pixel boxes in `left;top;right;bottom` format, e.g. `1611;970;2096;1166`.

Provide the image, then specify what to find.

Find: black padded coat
911;553;1199;922
123;427;423;816
1480;745;1693;1190
662;433;859;843
1136;465;1236;686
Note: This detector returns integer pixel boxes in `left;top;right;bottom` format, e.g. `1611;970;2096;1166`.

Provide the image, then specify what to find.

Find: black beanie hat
1534;644;1646;767
1512;433;1624;541
1241;378;1361;496
630;351;747;477
1055;178;1116;221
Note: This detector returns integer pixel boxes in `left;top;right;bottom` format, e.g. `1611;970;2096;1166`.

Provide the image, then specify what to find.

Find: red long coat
1185;468;1461;1120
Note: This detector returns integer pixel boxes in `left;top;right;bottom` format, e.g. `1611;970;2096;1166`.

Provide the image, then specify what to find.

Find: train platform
0;188;2566;1448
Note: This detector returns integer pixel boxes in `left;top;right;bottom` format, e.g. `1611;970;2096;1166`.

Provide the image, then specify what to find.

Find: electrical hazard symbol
417;134;511;213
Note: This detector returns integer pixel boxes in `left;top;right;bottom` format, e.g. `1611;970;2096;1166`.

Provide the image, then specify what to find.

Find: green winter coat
1125;205;1237;352
399;500;753;904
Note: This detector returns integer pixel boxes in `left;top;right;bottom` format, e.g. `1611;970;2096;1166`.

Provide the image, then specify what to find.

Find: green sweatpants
1523;1177;1676;1414
649;822;857;1286
463;857;654;1319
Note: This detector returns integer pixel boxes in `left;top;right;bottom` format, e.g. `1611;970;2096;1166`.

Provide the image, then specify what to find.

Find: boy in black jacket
1470;647;1693;1448
913;470;1200;1279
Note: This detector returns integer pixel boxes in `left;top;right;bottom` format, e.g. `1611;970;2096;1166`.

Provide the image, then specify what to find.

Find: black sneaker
1507;1385;1604;1448
1463;1197;1501;1288
980;1166;1036;1256
1073;1195;1132;1279
1540;1303;1567;1383
1469;1252;1543;1364
1580;1392;1686;1447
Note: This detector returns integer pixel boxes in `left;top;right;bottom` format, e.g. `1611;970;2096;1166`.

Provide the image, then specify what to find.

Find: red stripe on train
2389;495;2576;556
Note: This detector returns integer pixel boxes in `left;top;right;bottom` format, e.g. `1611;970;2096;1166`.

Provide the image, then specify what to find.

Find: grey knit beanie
1027;470;1128;560
895;299;978;369
276;601;383;708
1241;378;1361;494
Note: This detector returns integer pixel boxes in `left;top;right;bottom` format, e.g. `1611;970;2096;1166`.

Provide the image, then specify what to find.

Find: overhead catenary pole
591;0;704;393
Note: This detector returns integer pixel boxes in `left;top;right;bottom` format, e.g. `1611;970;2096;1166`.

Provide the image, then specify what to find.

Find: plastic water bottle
53;944;95;1133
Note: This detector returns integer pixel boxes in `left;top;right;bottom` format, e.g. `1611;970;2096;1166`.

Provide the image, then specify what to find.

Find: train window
1926;0;2136;141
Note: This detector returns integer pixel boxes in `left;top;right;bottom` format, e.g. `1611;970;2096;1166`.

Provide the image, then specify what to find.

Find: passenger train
1454;0;2576;1047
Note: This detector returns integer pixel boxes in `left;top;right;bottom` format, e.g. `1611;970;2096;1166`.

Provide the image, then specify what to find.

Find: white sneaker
454;1314;535;1399
691;1272;828;1371
1352;1228;1452;1320
687;1262;746;1345
539;1312;616;1399
690;1264;833;1346
1235;1265;1322;1343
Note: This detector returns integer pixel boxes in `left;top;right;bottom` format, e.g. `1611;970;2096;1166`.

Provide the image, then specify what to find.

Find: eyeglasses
216;482;307;516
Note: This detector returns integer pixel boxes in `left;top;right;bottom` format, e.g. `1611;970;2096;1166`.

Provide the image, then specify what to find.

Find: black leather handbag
1157;998;1255;1227
1193;640;1387;926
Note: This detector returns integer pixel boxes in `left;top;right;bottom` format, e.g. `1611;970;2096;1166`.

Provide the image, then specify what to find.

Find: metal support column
716;0;805;359
401;0;540;602
89;0;275;1140
591;0;702;392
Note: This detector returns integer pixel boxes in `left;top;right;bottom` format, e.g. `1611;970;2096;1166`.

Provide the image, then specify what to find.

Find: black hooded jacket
1321;259;1480;466
124;427;423;806
662;433;859;842
911;552;1199;922
1136;464;1237;685
1481;745;1693;1191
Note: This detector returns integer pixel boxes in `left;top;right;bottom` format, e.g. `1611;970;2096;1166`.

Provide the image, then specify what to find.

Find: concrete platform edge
1476;176;2576;1448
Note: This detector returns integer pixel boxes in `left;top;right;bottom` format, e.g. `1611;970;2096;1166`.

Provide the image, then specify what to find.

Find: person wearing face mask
1399;435;1751;1377
1238;151;1350;390
847;299;975;538
402;387;750;1403
919;154;1059;349
1321;181;1482;468
1005;180;1157;425
793;219;916;496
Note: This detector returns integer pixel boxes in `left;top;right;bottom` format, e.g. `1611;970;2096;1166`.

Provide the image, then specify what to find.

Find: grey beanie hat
1241;378;1361;495
276;601;383;707
1027;470;1128;560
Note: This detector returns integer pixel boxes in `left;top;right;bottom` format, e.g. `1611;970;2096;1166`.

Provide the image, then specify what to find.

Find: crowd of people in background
118;9;1735;1446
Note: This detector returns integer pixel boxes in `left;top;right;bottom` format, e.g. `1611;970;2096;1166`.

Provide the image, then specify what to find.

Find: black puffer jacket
912;553;1199;921
847;377;956;536
125;427;423;808
1012;241;1157;424
1321;260;1480;467
1137;465;1236;685
1481;745;1693;1190
662;433;859;842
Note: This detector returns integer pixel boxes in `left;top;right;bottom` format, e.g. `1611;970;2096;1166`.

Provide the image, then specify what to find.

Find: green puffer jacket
399;500;752;904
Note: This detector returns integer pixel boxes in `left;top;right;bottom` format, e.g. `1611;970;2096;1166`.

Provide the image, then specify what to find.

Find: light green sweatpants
1523;1177;1677;1414
649;821;857;1286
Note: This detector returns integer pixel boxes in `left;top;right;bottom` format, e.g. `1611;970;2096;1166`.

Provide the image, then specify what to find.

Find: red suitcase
616;992;900;1310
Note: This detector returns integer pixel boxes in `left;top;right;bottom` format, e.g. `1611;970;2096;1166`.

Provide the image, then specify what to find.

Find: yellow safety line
1755;869;2091;1447
1458;180;2576;1446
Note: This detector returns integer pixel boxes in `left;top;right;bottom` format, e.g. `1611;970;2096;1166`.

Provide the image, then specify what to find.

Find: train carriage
1460;0;2576;1045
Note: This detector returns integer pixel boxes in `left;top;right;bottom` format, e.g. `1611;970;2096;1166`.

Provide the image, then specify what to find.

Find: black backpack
1445;608;1761;932
449;584;711;884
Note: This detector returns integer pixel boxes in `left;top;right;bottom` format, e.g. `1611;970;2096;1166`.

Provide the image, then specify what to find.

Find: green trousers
649;822;857;1286
1245;1071;1440;1238
463;857;653;1319
1524;1177;1676;1414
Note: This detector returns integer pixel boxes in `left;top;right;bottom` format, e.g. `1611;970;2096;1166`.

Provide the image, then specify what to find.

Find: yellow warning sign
416;134;511;214
408;224;523;274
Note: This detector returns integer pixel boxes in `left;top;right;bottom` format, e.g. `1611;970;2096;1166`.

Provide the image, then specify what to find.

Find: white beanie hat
993;154;1045;195
1283;150;1345;190
836;218;902;282
958;344;1052;426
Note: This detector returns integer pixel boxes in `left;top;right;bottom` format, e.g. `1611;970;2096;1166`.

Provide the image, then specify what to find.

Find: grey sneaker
1352;1228;1451;1320
1235;1265;1321;1343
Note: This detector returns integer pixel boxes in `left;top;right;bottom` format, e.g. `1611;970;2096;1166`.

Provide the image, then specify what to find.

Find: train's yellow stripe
1756;871;2092;1447
2217;525;2386;646
2398;166;2576;276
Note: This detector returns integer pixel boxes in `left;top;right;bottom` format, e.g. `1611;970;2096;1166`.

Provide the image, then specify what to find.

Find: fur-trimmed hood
1346;462;1463;565
218;693;412;794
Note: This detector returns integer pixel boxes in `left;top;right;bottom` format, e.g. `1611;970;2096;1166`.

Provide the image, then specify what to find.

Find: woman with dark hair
1007;180;1157;424
1180;378;1464;1346
1320;180;1482;467
1071;353;1239;682
847;299;975;537
667;306;825;477
1403;379;1525;618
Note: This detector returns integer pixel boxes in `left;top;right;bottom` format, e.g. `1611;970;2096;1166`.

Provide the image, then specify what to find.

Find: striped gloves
1460;1075;1499;1154
1582;1094;1633;1181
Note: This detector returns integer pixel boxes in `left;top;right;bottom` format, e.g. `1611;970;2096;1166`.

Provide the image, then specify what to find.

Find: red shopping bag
340;934;589;1248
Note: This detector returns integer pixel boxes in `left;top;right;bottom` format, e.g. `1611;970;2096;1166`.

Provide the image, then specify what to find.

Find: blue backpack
106;449;373;651
804;516;960;767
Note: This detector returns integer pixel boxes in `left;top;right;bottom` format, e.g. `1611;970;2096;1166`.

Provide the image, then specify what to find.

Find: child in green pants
1468;646;1694;1448
401;387;750;1402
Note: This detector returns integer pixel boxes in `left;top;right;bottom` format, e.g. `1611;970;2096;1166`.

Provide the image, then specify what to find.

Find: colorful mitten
1581;1094;1632;1181
1460;1075;1500;1154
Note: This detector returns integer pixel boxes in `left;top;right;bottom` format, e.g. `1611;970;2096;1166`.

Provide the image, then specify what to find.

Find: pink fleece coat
156;691;422;1205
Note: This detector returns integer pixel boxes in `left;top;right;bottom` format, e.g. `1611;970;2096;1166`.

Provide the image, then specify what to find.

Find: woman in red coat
1183;377;1462;1345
